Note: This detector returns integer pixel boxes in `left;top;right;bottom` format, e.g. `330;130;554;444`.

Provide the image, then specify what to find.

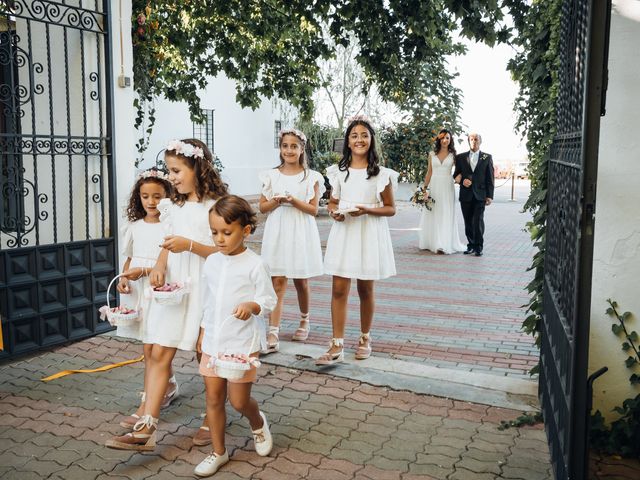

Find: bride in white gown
418;129;466;254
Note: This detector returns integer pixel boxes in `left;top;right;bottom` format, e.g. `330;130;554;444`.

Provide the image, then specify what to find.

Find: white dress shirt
470;150;480;171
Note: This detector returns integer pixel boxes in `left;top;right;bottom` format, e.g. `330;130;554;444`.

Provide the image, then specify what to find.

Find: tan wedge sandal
355;332;372;360
315;338;344;366
106;414;158;451
262;326;280;354
291;313;310;341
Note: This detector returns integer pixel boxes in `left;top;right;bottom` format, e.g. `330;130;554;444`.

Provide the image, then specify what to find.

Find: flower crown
279;128;307;144
137;168;169;181
166;139;205;159
347;114;372;127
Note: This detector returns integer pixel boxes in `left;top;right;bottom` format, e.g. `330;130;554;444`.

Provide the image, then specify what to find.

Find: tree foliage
131;0;514;159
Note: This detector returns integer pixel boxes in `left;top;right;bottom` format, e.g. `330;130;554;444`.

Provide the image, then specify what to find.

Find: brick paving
0;335;556;479
251;181;539;378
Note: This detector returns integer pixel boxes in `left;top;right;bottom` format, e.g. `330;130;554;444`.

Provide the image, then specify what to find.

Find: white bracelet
189;240;193;252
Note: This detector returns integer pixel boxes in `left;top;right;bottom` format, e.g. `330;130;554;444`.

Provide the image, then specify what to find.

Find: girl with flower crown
107;139;228;452
258;128;325;353
316;117;399;366
109;167;182;431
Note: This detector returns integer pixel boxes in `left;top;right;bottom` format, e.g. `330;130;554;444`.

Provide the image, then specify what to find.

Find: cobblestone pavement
0;335;555;480
251;181;539;379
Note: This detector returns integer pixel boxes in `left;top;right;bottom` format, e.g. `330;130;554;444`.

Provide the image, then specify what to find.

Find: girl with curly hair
107;139;228;451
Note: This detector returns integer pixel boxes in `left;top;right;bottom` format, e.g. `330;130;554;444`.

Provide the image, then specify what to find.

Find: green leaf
625;356;637;368
612;324;624;335
622;342;631;351
628;331;638;342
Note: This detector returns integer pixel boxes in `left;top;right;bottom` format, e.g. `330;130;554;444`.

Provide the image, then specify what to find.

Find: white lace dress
259;168;325;278
116;219;164;340
144;198;215;351
418;152;466;254
324;165;398;280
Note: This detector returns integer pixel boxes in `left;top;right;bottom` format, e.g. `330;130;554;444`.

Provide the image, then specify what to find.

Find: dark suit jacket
453;150;495;202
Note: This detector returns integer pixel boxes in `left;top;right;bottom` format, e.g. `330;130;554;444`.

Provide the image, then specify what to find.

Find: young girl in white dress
113;168;181;429
418;129;466;254
194;195;277;477
317;117;398;366
106;139;228;452
258;128;325;352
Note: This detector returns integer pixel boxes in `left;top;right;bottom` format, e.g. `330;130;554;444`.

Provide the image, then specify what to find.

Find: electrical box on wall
117;75;131;88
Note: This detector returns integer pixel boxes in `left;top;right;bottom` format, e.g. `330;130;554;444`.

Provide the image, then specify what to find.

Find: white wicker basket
99;274;140;327
209;315;261;380
214;356;253;380
151;282;188;305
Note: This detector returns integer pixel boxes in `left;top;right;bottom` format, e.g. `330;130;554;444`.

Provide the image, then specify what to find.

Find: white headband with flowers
347;114;372;127
166;139;205;159
279;128;307;144
138;168;169;181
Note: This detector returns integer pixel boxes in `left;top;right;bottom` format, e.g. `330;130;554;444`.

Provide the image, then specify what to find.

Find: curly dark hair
210;195;257;234
125;169;173;221
165;138;228;205
434;129;457;157
339;119;381;181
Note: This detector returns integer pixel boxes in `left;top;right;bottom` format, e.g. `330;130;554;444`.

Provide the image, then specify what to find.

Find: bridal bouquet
410;185;436;211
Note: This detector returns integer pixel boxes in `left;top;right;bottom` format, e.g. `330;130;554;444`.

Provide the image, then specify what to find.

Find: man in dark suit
453;132;494;256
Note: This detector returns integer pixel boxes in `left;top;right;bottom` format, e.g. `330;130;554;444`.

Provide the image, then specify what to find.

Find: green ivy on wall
507;0;562;366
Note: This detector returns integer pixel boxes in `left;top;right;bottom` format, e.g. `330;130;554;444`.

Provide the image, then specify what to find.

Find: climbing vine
507;0;562;368
589;300;640;458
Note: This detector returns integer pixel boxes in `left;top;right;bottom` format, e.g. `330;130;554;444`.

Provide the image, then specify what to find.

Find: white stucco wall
138;76;281;197
588;0;640;421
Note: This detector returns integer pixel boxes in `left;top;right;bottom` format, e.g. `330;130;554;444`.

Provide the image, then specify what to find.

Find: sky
448;37;528;165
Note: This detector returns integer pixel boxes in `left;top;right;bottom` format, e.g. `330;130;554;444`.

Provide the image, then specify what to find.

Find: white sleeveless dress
144;198;215;351
324;165;398;280
259;169;325;278
418;152;466;254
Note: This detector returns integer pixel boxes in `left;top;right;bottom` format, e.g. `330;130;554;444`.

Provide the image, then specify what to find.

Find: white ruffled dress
116;219;164;340
259;168;326;278
144;198;215;351
324;165;399;280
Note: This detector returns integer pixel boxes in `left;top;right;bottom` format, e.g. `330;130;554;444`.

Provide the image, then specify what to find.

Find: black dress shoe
474;250;483;256
463;247;474;255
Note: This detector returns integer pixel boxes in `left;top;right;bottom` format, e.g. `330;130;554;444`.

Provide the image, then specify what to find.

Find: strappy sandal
120;391;145;429
315;338;344;366
106;414;158;451
291;313;310;342
355;332;372;360
263;326;280;354
160;375;180;409
193;413;212;446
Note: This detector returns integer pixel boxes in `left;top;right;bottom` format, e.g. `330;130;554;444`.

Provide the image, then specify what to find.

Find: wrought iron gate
539;0;610;478
0;0;116;358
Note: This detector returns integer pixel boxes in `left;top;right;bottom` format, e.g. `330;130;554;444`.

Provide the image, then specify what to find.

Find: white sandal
263;326;280;354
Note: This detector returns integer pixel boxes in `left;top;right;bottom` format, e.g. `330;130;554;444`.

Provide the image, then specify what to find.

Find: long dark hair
434;129;456;156
125;169;173;221
339;119;381;181
165;138;228;205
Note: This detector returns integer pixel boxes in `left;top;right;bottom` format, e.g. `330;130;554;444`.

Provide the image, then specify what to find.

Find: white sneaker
194;450;229;477
252;411;273;456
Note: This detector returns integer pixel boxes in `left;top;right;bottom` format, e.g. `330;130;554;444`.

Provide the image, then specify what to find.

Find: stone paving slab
1;335;639;479
0;335;552;479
